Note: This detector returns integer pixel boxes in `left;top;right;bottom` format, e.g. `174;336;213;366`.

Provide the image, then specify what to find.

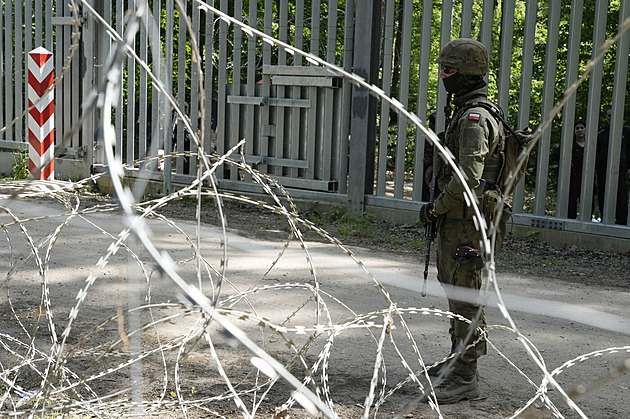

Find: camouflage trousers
436;217;487;378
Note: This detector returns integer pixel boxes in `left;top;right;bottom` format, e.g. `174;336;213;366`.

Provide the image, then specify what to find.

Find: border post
27;47;55;180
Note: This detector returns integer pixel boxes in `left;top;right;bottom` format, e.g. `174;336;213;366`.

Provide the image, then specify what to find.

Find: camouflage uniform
418;40;503;401
433;87;501;377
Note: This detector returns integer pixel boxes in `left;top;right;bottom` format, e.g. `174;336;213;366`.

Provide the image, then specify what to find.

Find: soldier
418;38;501;404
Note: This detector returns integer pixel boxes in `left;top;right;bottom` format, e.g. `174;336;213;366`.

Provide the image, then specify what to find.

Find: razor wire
0;1;629;418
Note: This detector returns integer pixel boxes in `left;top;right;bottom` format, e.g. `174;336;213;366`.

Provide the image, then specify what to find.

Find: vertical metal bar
394;0;413;199
115;0;124;163
306;86;317;179
497;0;515;111
83;0;95;169
460;0;473;38
203;0;215;166
533;1;561;216
314;85;326;180
259;0;272;175
35;0;43;47
139;1;149;165
164;0;174;188
243;0;257;183
45;0;52;48
512;0;537;213
92;0;107;167
55;1;63;151
126;0;137;165
603;0;630;224
189;0;200;175
275;0;288;176
5;1;13;141
325;1;339;107
307;0;321;180
25;0;33;143
64;2;73;150
338;0;354;194
278;0;288;65
348;0;381;212
557;0;584;219
70;3;81;150
0;2;4;137
310;0;321;57
413;0;433;202
15;1;23;143
323;0;338;182
176;0;188;174
478;0;494;50
216;0;228;179
580;0;607;222
149;0;163;173
376;0;395;197
229;0;242;180
290;0;304;178
436;0;452;135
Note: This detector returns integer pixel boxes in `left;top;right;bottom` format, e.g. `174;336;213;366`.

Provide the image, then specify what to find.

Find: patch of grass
504;252;531;268
524;229;540;241
337;212;377;238
4;149;29;180
540;256;558;267
305;202;346;224
412;238;426;251
179;195;216;207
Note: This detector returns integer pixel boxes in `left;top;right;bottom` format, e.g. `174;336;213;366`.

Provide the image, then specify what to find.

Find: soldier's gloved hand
419;202;439;225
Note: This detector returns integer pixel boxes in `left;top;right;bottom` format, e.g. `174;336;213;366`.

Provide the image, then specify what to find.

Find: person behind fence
595;106;630;225
551;119;593;219
418;38;502;404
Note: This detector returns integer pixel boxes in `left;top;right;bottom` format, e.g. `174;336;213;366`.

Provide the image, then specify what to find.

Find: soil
1;189;628;419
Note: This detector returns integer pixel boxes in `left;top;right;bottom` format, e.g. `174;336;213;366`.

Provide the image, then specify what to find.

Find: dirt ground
1;188;629;418
155;196;630;289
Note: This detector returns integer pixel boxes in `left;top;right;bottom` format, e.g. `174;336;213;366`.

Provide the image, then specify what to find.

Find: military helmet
437;38;489;76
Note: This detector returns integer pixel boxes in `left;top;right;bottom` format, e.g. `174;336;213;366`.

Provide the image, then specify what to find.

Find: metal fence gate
220;68;343;192
1;0;630;244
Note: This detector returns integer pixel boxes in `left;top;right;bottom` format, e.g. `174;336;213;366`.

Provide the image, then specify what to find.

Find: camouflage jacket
433;87;501;216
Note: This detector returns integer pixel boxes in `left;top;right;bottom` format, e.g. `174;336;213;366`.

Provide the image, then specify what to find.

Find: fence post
347;0;382;214
27;47;55;180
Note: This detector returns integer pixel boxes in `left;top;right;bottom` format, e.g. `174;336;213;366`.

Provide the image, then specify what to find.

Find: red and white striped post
27;47;55;180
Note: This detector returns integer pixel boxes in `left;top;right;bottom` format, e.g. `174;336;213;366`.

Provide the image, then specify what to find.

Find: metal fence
1;0;629;241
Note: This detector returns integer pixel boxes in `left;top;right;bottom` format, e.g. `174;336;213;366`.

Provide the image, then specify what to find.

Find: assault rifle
422;175;438;297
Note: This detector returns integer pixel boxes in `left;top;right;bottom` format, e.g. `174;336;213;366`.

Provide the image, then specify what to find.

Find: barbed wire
1;1;629;418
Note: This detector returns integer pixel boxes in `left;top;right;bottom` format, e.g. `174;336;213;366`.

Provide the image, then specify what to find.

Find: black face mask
441;72;467;94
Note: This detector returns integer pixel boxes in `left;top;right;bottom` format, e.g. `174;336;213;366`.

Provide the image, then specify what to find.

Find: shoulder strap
457;101;508;156
468;101;519;138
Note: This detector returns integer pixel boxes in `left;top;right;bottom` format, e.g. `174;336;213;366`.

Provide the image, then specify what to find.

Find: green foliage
178;195;216;207
411;238;426;251
10;149;29;180
525;229;540;241
304;203;379;239
539;255;557;267
337;211;377;238
504;252;531;269
305;202;346;224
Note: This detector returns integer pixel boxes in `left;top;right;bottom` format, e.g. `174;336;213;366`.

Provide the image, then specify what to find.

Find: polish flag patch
468;112;481;121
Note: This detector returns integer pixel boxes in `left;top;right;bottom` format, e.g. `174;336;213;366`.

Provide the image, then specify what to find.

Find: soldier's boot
432;373;480;404
425;358;455;377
